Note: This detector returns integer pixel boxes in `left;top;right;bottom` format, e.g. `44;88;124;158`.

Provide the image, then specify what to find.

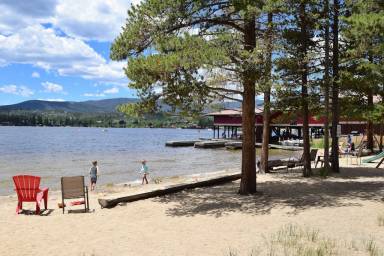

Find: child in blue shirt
140;160;149;185
89;160;99;191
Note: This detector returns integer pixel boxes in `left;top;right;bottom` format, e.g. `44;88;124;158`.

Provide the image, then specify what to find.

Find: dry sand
1;157;384;256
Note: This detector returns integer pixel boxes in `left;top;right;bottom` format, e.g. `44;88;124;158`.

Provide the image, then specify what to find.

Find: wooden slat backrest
357;143;364;157
310;149;319;162
13;175;41;201
61;176;85;199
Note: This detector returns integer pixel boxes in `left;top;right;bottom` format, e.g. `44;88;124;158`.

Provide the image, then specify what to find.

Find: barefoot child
140;160;149;184
89;160;99;191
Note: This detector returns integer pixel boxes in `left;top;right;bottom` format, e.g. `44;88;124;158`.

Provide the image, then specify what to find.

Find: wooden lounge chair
376;157;384;168
292;149;318;169
13;175;49;215
316;144;364;167
61;176;89;214
361;151;384;168
350;144;364;165
362;151;384;164
257;149;317;173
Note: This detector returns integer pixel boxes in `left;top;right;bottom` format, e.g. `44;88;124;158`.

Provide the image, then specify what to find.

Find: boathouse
207;108;378;142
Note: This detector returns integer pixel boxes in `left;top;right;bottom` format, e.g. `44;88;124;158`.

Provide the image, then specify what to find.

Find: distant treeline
0;110;212;128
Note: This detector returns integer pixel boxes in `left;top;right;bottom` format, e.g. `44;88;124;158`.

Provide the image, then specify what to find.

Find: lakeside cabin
206;108;380;142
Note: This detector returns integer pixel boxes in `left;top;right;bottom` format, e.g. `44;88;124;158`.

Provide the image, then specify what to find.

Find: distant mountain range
0;98;261;114
0;98;139;113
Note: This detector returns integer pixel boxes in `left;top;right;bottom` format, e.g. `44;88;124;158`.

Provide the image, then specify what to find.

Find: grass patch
319;167;329;178
105;183;114;187
227;224;383;256
365;238;380;256
311;138;325;149
266;224;336;256
152;177;163;184
377;214;384;227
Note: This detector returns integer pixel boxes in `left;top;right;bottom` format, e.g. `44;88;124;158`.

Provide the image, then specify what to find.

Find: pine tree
260;12;274;174
111;0;281;194
322;0;331;170
275;0;321;177
331;0;340;172
340;0;384;152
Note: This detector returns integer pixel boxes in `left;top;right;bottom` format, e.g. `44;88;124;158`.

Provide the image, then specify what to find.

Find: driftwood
98;173;241;208
257;158;297;171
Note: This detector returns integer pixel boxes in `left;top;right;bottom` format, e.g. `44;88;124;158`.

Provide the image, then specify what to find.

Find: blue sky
0;0;141;106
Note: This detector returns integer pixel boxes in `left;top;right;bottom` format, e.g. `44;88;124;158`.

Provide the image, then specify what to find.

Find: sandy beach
1;157;384;256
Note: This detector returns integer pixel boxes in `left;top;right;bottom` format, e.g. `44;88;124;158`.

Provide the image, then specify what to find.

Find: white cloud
103;87;119;94
54;0;133;41
83;93;105;97
0;25;104;67
131;0;142;6
0;85;34;97
38;98;66;102
0;0;139;91
0;0;57;35
32;71;40;78
42;81;63;93
0;0;139;42
1;0;58;18
0;25;127;84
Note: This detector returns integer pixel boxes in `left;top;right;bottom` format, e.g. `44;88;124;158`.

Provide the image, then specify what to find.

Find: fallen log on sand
257;158;298;171
98;173;241;208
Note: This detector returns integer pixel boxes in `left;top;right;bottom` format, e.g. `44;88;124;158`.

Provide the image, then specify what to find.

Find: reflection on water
0;127;300;195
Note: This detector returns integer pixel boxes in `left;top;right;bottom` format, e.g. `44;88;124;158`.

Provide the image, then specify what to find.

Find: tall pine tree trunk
239;17;257;194
366;47;374;151
331;0;340;172
260;12;273;174
380;118;383;152
323;0;331;170
367;89;374;151
300;2;311;177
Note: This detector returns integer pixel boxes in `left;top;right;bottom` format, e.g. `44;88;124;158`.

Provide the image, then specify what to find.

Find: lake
0;127;297;195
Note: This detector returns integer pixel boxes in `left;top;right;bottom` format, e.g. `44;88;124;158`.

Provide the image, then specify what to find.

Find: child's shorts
91;177;97;183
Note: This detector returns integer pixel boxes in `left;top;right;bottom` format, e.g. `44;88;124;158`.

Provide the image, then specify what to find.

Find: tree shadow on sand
153;167;384;218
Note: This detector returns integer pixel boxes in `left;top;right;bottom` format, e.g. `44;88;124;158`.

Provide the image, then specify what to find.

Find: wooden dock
165;140;200;147
225;141;242;150
269;144;303;151
225;141;303;151
98;172;241;208
194;140;228;148
166;139;303;151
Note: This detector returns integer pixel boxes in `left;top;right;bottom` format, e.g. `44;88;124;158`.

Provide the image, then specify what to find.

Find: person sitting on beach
346;134;353;152
338;143;349;155
140;160;149;185
89;160;99;191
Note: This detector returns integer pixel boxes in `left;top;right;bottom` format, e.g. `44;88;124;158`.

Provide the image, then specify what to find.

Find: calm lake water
0;127;297;195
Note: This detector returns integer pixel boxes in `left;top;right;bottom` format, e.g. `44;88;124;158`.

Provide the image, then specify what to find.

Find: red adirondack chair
13;175;49;214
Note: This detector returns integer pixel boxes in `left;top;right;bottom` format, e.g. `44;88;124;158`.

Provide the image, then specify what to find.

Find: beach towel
70;200;85;206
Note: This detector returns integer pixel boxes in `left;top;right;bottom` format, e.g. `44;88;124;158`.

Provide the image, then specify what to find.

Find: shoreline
1;163;384;255
2;153;380;198
1;169;240;200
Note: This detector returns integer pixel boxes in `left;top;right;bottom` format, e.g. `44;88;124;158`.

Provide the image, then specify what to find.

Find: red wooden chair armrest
39;187;49;192
36;190;45;202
